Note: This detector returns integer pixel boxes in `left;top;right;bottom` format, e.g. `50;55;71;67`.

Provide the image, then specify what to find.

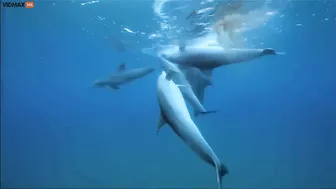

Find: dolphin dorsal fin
117;63;126;72
200;68;213;84
156;111;167;135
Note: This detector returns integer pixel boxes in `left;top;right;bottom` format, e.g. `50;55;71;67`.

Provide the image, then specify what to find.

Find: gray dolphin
161;45;284;80
93;63;154;89
157;70;228;189
160;58;215;116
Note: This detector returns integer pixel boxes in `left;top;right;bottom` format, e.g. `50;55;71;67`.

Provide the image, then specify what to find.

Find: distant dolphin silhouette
93;63;154;90
156;70;228;189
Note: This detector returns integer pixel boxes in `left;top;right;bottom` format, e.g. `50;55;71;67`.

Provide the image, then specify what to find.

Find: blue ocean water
1;0;336;188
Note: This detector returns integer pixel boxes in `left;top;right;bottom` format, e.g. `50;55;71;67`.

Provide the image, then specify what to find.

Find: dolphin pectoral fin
183;67;211;106
200;72;213;86
193;82;207;105
200;69;213;84
156;112;167;135
184;69;208;105
201;69;213;77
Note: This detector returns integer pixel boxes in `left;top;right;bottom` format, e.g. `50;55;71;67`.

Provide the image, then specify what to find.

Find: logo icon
25;1;34;8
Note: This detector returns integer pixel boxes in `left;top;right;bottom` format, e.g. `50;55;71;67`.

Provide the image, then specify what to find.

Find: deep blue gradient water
1;1;336;188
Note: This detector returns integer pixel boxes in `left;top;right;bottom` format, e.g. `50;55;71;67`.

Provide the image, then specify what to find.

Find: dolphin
160;58;215;116
160;45;284;80
156;70;228;189
93;63;154;89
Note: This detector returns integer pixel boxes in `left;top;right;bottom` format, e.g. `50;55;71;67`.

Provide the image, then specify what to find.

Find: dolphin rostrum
160;58;215;116
156;70;228;189
93;63;154;90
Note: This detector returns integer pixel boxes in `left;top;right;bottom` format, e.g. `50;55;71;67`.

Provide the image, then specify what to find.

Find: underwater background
1;0;336;188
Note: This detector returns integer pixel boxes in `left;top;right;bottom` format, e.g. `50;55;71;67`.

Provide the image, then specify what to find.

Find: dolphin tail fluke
216;163;229;189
